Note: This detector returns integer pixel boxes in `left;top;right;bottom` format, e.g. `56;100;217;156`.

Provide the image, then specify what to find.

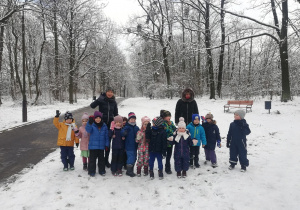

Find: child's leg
189;146;194;166
229;143;238;166
204;148;210;161
60;146;68;168
174;155;181;172
238;141;249;167
194;146;200;166
183;155;190;172
111;149;118;172
149;152;156;170
165;145;173;169
97;149;105;173
157;153;163;171
117;149;124;171
88;150;97;174
66;146;75;167
82;157;87;164
136;150;143;168
209;149;217;164
144;150;150;167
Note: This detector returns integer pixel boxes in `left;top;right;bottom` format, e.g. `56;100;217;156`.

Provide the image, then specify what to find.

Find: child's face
164;116;171;122
234;114;241;120
142;121;149;129
129;118;136;123
115;121;122;127
206;118;212;123
95;117;101;123
82;119;88;126
193;118;200;125
178;127;186;132
106;90;114;98
65;119;73;124
123;120;127;126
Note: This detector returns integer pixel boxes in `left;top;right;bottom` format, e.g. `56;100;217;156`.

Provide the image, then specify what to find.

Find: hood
181;88;195;102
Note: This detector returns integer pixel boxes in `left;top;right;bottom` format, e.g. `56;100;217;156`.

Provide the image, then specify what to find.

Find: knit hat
141;116;151;124
234;110;246;119
94;111;103;118
128;112;136;120
64;111;73;120
192;114;200;122
205;113;214;119
114;115;123;124
152;116;164;127
81;112;89;121
160;110;171;119
106;87;114;93
178;117;186;129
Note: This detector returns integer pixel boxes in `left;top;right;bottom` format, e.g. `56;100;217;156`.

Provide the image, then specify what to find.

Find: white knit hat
178;117;186;128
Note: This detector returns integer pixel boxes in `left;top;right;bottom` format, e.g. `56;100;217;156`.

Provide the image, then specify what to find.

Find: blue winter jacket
121;122;139;152
186;123;207;146
227;119;251;145
202;121;221;150
85;122;109;150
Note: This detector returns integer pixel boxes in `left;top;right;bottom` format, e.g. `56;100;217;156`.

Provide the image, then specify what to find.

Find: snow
1;97;300;210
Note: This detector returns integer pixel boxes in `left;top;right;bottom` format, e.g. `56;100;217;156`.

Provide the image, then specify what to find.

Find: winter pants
88;149;105;174
136;150;149;168
111;149;124;173
190;146;200;165
123;151;127;167
204;148;217;164
82;157;90;164
60;146;75;168
174;156;189;172
126;150;137;165
149;152;163;171
229;140;249;167
165;145;173;168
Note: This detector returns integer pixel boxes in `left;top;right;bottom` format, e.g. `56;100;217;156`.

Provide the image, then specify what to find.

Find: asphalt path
0;98;124;185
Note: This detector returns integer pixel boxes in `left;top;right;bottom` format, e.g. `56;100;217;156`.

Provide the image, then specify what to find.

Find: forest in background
0;0;299;108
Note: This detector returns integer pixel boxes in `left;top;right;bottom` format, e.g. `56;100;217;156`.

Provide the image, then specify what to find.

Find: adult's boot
126;164;136;177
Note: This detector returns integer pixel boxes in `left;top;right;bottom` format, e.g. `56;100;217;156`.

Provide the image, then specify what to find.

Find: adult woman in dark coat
90;87;118;168
175;88;199;125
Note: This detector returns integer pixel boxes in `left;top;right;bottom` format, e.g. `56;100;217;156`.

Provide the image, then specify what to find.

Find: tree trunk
69;4;75;104
22;8;27;122
53;1;60;100
0;25;4;105
217;0;225;98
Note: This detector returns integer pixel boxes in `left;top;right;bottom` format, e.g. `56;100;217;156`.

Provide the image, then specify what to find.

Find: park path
0;98;123;184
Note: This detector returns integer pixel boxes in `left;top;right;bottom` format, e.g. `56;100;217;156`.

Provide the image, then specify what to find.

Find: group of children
53;108;251;178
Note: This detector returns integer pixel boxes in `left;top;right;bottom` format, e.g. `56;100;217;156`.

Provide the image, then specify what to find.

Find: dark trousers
204;148;217;163
88;149;105;174
123;151;127;167
149;152;163;170
190;146;200;165
229;140;249;167
174;156;190;172
60;146;75;168
111;149;124;172
165;146;173;168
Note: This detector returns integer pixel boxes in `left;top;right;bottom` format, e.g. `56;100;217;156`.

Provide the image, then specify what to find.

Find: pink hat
141;116;150;124
81;112;89;121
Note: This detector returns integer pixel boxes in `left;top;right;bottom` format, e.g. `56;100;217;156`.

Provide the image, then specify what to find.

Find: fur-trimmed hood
181;88;195;102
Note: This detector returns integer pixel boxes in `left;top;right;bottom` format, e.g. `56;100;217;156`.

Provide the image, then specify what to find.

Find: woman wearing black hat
90;87;118;168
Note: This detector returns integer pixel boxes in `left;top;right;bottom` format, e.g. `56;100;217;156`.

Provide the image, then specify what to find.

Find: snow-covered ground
0;97;300;210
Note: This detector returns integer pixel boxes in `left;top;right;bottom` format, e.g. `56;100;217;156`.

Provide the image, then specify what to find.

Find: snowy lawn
0;97;300;210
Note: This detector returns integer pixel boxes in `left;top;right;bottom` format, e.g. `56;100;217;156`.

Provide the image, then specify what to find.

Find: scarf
175;131;189;143
65;123;73;141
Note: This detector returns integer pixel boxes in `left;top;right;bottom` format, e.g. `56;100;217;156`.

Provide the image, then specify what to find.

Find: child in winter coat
85;111;109;177
53;111;79;171
202;113;221;168
122;117;128;170
135;116;151;176
121;112;140;177
227;110;251;172
186;114;207;168
109;115;125;176
145;116;167;180
160;110;176;174
169;117;197;178
76;112;90;171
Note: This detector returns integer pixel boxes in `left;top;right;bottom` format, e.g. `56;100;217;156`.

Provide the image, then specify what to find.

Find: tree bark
217;0;225;98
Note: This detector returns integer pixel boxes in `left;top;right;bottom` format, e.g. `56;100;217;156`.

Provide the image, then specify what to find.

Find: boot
177;171;181;178
240;165;247;172
126;164;136;177
143;166;148;176
158;170;164;180
194;157;200;168
83;163;88;171
149;170;154;180
165;164;172;174
182;170;187;178
137;166;142;177
189;158;194;168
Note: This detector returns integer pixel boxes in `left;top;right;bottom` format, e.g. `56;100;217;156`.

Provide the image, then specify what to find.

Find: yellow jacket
53;117;79;146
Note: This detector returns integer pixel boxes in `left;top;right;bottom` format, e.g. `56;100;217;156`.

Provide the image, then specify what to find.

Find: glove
217;140;221;148
75;130;79;134
105;146;109;152
76;143;79;148
192;139;198;146
55;110;61;118
201;116;206;123
110;121;115;130
167;136;173;141
88;115;94;125
226;140;230;148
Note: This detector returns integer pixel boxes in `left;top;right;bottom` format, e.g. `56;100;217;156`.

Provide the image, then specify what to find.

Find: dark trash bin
265;101;271;113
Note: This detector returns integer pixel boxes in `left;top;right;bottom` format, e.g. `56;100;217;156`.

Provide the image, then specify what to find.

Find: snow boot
118;169;123;176
194;157;200;168
126;164;136;177
149;170;154;180
189;158;194;168
240;165;247;172
212;163;218;168
83;163;88;171
143;166;148;176
165;164;172;174
137;166;142;177
158;170;164;180
228;164;235;170
177;171;181;178
182;171;187;178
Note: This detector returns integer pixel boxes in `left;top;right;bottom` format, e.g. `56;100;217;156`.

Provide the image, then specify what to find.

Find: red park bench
224;100;253;113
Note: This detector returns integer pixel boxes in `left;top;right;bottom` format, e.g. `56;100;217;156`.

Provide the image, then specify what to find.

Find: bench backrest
227;100;253;105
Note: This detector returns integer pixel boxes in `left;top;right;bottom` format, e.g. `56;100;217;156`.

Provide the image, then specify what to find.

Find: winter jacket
121;122;139;152
109;128;124;150
227;119;251;146
175;88;199;124
85;122;109;150
53;117;79;147
186;123;207;146
162;121;176;148
202;121;221;150
171;130;193;159
76;125;90;151
146;125;167;155
90;93;118;125
136;130;149;153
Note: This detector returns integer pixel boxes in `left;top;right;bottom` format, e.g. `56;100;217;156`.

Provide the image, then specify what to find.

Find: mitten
110;121;115;130
88;116;94;125
201;116;206;123
105;146;109;152
55;110;61;118
217;140;221;148
167;136;173;141
75;130;79;134
226;140;230;148
76;143;79;148
192;139;198;146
